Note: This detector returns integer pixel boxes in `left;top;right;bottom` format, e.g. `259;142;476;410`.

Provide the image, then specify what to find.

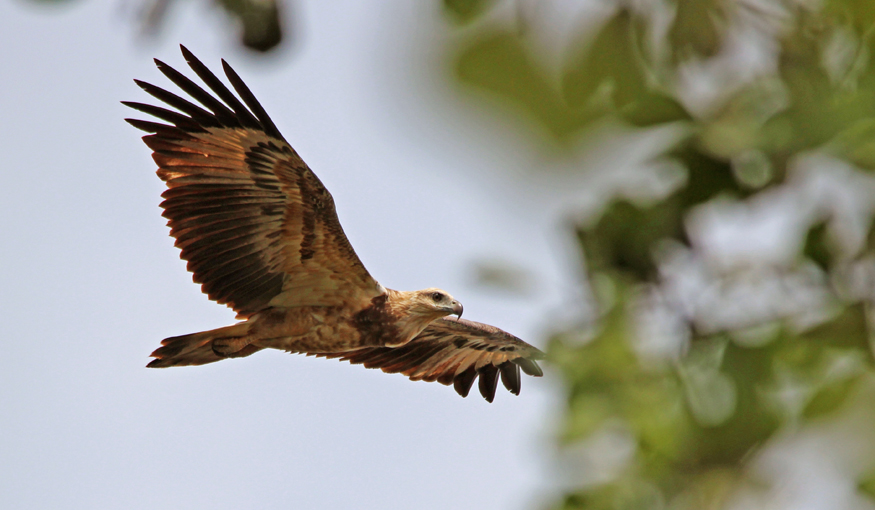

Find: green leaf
562;9;648;111
800;303;870;353
455;30;585;138
730;150;773;189
679;339;738;427
859;464;875;501
620;92;692;127
765;18;875;153
804;375;861;418
825;0;875;35
216;0;282;52
668;0;729;63
829;118;875;170
672;145;746;205
442;0;494;24
557;480;664;510
579;199;684;279
688;334;782;466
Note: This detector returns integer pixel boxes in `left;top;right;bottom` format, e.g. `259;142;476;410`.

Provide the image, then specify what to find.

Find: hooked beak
451;300;463;319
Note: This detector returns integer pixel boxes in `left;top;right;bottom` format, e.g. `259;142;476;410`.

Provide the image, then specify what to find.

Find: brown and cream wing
124;46;383;318
316;317;544;402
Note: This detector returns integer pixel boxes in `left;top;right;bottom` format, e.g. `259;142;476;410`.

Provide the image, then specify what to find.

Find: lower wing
313;317;544;402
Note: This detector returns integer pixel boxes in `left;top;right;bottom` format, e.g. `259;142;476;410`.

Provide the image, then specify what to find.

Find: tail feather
147;323;257;368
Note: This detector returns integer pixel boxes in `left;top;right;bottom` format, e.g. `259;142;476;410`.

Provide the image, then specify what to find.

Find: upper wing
124;46;383;318
314;317;544;402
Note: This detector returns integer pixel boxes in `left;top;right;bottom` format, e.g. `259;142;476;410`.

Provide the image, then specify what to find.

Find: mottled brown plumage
126;45;544;401
314;317;544;402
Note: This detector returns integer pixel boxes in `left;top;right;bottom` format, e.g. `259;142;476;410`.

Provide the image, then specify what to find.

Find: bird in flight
124;45;544;402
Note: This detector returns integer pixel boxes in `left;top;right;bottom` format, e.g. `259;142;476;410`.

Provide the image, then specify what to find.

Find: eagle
124;45;544;402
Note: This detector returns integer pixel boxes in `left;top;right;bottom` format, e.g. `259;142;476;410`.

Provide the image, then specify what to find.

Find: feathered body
125;46;543;402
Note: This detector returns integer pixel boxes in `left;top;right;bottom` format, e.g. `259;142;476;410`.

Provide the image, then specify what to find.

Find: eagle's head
381;287;463;347
409;287;463;320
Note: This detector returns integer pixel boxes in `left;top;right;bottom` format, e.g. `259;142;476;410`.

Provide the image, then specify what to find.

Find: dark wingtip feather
221;58;284;140
122;101;205;131
180;47;261;130
125;118;153;132
499;361;521;395
477;366;499;403
125;118;168;133
131;79;222;128
154;56;240;126
453;366;477;398
513;357;543;377
179;43;194;60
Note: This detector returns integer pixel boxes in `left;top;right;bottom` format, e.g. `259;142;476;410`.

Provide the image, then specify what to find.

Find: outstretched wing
125;45;383;318
315;317;544;402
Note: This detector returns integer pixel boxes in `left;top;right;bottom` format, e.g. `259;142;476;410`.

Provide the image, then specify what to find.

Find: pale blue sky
0;1;603;509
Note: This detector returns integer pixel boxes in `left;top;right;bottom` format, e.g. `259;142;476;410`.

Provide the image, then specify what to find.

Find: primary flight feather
125;45;544;402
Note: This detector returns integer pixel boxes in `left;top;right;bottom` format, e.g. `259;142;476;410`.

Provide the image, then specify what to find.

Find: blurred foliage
579;146;745;281
217;0;282;51
456;30;587;138
19;0;285;51
561;9;648;112
668;0;729;63
138;0;284;52
443;0;495;25
447;0;875;509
